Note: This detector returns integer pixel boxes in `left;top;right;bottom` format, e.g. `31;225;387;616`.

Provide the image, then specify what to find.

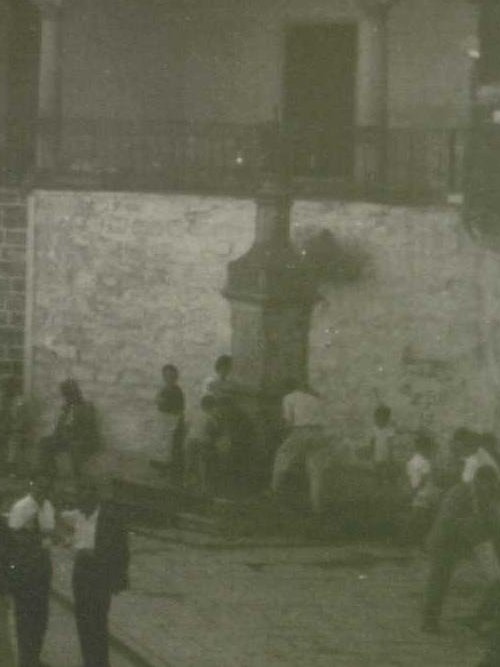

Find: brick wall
0;189;27;382
26;191;500;460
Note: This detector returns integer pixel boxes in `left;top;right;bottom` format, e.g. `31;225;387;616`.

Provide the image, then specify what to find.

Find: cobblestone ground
43;596;136;667
50;531;485;667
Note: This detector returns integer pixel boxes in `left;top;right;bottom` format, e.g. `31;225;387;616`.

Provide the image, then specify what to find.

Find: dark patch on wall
401;344;453;379
298;228;371;285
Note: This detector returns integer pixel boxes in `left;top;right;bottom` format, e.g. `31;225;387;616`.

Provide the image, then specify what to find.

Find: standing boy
155;364;185;479
184;394;220;495
202;355;237;399
8;475;55;667
369;404;397;480
61;479;129;667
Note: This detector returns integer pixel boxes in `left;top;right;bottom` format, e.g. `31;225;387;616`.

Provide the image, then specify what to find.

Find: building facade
1;0;477;196
3;0;500;468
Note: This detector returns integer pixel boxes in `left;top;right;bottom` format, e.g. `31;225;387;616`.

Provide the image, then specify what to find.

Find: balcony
1;119;466;205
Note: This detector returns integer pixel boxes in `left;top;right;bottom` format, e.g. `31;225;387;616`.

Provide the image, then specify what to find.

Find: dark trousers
12;572;51;667
423;550;457;624
405;506;435;547
73;553;112;667
423;548;500;626
481;615;500;666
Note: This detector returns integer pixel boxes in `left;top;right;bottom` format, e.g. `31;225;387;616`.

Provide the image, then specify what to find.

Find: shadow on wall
298;228;371;286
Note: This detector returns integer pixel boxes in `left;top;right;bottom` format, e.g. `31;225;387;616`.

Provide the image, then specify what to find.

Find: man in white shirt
271;380;327;512
406;432;440;545
61;479;129;667
462;436;499;484
8;475;55;667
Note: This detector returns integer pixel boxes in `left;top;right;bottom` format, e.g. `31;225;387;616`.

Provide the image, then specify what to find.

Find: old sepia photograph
1;0;500;665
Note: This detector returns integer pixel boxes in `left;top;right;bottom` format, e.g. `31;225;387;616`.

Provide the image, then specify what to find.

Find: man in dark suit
61;479;129;667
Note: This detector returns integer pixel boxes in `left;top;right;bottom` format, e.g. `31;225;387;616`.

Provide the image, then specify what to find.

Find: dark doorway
284;24;357;178
3;0;40;183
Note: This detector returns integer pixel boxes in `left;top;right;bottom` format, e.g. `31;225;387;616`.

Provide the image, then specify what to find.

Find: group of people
359;407;500;666
416;428;500;667
152;355;254;497
0;356;255;498
0;475;129;667
2;367;500;665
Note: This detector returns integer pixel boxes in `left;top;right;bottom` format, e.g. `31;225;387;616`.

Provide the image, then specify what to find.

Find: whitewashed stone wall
27;191;498;457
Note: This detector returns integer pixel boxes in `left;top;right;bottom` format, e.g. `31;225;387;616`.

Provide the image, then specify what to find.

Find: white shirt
8;495;55;534
61;508;100;551
406;453;431;490
406;453;439;509
201;376;237;398
462;447;499;484
282;391;323;427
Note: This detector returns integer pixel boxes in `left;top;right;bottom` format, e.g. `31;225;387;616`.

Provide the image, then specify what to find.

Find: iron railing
0;119;467;203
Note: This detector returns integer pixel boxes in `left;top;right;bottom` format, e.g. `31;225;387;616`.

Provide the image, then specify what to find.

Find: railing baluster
23;118;471;203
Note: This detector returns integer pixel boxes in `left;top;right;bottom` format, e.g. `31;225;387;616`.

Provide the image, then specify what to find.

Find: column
223;166;316;482
33;0;63;174
355;1;398;192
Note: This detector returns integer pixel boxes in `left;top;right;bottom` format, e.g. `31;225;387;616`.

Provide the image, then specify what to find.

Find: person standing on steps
154;364;185;481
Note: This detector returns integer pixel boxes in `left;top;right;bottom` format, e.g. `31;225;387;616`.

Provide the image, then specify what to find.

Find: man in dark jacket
61;478;129;667
40;379;100;480
422;465;500;633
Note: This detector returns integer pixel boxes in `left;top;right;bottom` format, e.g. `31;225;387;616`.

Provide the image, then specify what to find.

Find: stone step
111;476;218;532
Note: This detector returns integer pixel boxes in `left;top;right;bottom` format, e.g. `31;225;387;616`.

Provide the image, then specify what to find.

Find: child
155;364;185;479
367;404;397;481
184;394;220;495
406;431;440;546
202;355;237;399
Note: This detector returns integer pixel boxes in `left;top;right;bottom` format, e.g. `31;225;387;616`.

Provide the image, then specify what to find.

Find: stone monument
222;126;317;481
